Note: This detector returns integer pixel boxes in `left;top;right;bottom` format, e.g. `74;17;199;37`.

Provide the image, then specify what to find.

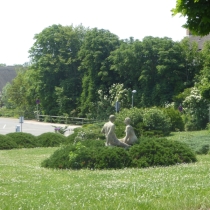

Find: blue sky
0;0;186;66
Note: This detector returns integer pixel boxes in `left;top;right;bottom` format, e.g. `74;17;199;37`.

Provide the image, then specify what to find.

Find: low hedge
0;134;18;149
41;137;197;170
6;132;38;148
36;132;67;147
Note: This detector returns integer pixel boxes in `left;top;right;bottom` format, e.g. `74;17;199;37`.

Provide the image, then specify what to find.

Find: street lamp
132;90;137;108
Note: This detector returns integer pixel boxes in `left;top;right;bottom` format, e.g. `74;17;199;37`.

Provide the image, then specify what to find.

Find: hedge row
0;132;67;149
41;137;197;170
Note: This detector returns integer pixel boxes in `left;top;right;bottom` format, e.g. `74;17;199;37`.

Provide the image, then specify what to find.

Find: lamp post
132;90;137;108
36;99;40;121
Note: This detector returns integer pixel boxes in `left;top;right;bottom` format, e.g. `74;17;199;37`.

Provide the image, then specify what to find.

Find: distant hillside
0;66;17;91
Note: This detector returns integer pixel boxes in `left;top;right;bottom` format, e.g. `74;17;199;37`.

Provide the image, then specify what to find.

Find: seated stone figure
120;117;137;145
101;115;130;148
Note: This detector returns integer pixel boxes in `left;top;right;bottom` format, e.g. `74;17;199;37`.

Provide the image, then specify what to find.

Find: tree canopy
172;0;210;36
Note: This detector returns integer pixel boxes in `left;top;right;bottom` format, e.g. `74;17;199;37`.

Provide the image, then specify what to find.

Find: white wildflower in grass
0;141;210;209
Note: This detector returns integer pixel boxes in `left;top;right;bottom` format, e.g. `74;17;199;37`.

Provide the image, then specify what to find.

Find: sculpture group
101;115;137;148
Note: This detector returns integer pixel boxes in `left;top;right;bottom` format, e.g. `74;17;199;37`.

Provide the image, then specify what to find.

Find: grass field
0;131;210;210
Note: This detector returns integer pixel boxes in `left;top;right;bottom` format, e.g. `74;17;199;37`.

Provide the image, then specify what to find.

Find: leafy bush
182;87;209;130
36;132;67;147
128;137;197;168
115;108;144;137
41;145;74;169
66;123;105;144
163;107;184;131
0;134;18;150
42;136;197;170
142;108;171;136
115;107;172;137
6;132;37;148
94;146;131;169
42;141;130;170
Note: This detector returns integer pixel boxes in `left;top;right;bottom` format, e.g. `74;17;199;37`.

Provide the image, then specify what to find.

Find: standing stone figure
101;115;130;148
120;117;138;145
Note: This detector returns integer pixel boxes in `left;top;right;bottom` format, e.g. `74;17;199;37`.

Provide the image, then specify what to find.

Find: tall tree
198;41;210;100
78;28;120;116
29;24;85;115
172;0;210;36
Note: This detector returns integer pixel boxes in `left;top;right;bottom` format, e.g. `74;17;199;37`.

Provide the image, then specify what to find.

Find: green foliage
182;87;208;130
172;0;210;36
115;107;144;137
29;24;85;115
42;141;130;170
41;145;74;169
109;83;130;108
6;132;37;148
78;28;120;116
93;146;131;169
42;129;197;170
167;130;210;154
196;144;209;155
115;107;173;137
129;137;197;168
163;107;184;131
198;41;210;101
142;108;171;136
0;134;17;150
36;132;67;147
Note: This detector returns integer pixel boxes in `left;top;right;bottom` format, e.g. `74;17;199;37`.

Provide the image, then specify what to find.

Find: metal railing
37;115;100;125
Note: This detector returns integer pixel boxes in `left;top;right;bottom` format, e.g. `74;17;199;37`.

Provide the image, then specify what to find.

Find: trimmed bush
115;107;172;137
41;137;197;170
42;141;130;170
128;137;197;168
66;123;105;145
0;134;18;150
142;108;171;136
36;132;67;147
163;108;184;131
41;145;73;169
115;108;144;137
6;132;37;148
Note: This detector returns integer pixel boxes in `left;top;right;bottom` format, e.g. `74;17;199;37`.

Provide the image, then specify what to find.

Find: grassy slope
0;131;210;210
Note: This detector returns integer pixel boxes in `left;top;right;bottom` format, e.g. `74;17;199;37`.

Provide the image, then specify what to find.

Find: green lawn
0;131;210;210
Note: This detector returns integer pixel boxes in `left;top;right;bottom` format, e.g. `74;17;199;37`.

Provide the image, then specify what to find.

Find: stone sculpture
101;115;130;148
120;117;137;145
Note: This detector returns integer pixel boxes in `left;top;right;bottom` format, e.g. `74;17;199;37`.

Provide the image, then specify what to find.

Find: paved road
0;117;81;136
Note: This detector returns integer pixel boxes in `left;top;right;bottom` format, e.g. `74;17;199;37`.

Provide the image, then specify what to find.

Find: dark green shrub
41;133;197;170
65;131;78;144
115;108;144;137
42;141;130;170
0;134;18;150
41;145;73;169
163;108;184;131
142;108;171;136
94;146;131;169
36;132;67;147
129;137;197;168
6;132;37;148
66;123;105;145
142;130;164;137
116;107;172;137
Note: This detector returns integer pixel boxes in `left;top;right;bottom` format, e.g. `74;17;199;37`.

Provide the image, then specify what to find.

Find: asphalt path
0;117;81;136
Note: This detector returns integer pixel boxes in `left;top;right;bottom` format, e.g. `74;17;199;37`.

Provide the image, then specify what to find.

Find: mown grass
166;130;210;152
0;131;210;210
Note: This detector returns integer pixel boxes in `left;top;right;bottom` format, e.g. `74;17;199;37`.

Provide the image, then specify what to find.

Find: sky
0;0;187;66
